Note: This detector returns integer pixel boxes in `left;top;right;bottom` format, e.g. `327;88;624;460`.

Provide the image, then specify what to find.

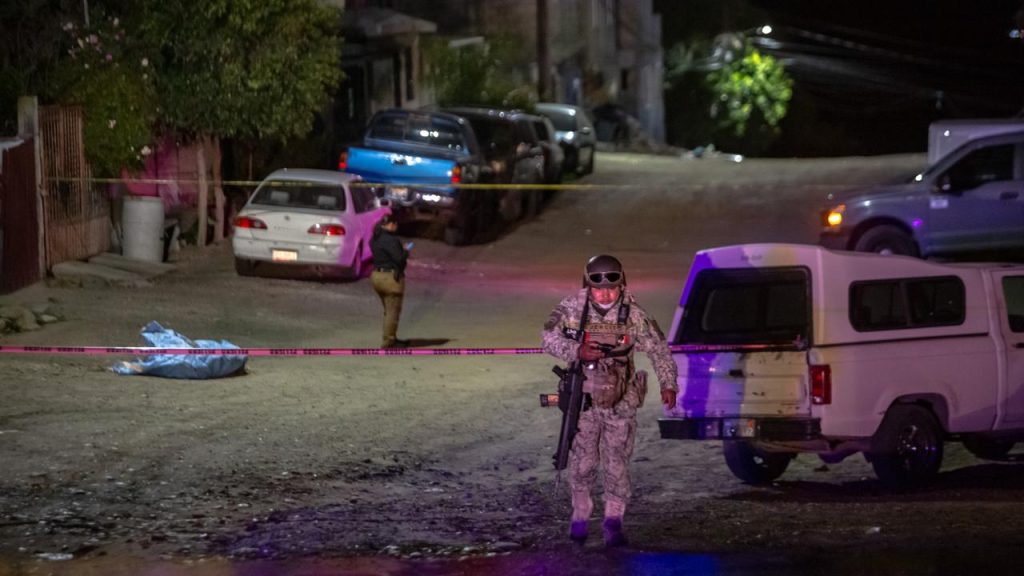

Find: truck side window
851;281;907;330
850;276;964;331
945;144;1014;191
1003;276;1024;333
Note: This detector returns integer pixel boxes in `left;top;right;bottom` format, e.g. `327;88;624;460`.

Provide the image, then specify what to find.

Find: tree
423;36;535;110
707;41;792;138
49;13;158;177
137;0;343;143
664;36;792;154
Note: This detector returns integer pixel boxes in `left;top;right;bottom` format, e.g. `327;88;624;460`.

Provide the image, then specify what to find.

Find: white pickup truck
659;243;1024;488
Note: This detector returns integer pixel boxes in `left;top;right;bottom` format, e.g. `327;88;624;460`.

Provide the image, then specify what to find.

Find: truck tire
869;404;944;489
853;225;919;256
444;193;478;246
722;441;794;485
963;436;1015;460
499;190;523;222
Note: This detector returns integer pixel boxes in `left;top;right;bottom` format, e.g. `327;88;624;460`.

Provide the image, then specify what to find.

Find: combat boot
569;520;588;544
569;488;593;544
603;498;628;547
602;517;628;547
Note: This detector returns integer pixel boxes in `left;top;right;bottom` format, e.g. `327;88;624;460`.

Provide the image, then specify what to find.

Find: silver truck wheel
963;437;1015;460
853;225;919;256
869;405;944;489
722;441;794;485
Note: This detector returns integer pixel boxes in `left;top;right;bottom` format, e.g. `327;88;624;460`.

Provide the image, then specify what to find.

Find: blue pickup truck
339;109;496;245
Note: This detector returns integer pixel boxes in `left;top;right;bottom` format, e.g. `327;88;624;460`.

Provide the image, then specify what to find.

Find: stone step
50;261;152;288
88;252;177;279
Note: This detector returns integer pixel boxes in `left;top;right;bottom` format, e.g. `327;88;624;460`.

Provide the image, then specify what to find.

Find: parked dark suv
444;107;546;222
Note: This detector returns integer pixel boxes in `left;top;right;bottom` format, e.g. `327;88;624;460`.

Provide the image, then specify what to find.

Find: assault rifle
550;361;586;472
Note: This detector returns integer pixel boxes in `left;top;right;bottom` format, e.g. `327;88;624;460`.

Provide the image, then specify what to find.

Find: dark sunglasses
588;271;622;285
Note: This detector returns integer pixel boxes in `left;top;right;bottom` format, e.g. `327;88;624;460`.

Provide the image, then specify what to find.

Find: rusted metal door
0;139;41;294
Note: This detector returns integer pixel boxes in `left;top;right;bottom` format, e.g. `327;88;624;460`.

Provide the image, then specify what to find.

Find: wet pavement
2;546;1021;576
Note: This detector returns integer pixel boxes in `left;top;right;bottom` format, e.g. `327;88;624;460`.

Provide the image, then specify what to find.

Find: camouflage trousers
569;401;637;517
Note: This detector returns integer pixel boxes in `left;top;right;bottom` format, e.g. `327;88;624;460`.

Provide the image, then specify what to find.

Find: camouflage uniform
542;287;678;532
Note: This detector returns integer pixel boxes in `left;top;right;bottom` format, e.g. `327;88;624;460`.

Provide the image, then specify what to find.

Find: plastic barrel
122;196;165;262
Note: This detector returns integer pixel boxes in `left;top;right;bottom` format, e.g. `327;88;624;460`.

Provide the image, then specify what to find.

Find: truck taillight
451;164;462;184
234;216;267;230
308;223;346;236
810;364;832;405
338;150;348;171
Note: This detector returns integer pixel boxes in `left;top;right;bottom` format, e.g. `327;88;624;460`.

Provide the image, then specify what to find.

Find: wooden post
196;138;208;247
17;96;46;277
213;137;225;242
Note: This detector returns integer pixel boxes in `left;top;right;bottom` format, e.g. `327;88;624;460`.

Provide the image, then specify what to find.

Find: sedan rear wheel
234;257;256;277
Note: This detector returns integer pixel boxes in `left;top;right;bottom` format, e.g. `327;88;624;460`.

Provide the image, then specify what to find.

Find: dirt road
2;152;1023;574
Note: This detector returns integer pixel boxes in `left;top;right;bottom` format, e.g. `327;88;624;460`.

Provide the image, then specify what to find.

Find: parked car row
336;103;595;246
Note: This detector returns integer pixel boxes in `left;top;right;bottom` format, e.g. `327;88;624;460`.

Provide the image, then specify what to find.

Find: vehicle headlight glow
563;132;575;142
422;193;442;203
825;204;845;228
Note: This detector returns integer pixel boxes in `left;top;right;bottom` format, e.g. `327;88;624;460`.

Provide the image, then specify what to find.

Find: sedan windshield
250;181;347;211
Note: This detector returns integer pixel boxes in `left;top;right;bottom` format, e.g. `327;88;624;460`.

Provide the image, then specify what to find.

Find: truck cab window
1004;276;1024;333
944;144;1014;191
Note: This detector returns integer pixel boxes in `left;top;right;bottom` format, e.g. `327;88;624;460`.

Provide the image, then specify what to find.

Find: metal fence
38;105;109;268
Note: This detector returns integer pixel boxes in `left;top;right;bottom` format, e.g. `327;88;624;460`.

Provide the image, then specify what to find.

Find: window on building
404;47;415;101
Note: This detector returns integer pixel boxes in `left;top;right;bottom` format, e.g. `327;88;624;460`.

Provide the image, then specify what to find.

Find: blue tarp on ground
111;321;247;379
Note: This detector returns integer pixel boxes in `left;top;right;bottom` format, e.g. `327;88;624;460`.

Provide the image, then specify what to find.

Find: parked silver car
528;114;566;184
535;102;596;175
232;169;391;279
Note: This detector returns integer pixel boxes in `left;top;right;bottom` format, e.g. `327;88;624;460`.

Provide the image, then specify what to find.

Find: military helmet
583;254;626;287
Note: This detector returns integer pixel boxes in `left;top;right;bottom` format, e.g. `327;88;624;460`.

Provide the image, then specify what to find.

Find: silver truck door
994;273;1024;425
928;142;1024;253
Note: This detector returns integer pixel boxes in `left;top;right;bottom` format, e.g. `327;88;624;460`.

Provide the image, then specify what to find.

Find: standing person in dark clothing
370;214;410;348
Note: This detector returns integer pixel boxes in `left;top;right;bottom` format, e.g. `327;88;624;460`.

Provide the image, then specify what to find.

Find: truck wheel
853;225;919;256
869;404;944;489
963;437;1015;460
722;441;794;485
444;193;478;246
234;257;256;277
499;190;523;222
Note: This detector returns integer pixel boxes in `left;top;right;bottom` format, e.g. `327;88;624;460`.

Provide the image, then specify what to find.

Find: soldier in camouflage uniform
542;255;678;547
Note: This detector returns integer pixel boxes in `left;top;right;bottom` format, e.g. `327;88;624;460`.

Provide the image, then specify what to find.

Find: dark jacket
370;227;408;277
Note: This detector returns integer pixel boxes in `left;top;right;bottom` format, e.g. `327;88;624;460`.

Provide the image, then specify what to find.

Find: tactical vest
582;306;634;409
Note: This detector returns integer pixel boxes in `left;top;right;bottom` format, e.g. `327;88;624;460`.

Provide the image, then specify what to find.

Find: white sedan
232;169;390;279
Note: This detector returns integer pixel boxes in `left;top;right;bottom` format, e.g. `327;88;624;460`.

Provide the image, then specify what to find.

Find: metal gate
0;139;41;294
38;105;110;268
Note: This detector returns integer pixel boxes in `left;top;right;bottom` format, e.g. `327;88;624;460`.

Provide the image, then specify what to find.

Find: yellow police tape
50;176;606;191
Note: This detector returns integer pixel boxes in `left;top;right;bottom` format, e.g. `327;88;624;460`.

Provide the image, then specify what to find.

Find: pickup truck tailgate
345;147;456;186
675;350;810;418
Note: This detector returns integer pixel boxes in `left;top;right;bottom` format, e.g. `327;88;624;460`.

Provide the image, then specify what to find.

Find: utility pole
537;0;549;101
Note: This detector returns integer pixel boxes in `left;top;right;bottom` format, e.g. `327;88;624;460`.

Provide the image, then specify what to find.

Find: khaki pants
371;270;405;347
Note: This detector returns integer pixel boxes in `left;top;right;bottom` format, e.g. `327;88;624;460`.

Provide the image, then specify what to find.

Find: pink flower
106;53;113;61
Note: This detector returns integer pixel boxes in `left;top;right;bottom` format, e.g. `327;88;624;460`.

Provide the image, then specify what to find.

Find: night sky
655;0;1024;155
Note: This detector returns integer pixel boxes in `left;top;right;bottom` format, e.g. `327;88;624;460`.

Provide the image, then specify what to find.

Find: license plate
389;186;409;200
271;249;298;262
